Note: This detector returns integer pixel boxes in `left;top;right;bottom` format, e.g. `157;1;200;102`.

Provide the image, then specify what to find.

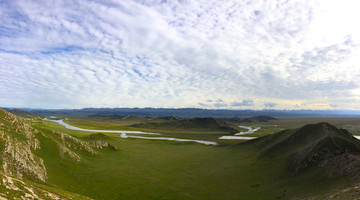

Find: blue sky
1;0;360;109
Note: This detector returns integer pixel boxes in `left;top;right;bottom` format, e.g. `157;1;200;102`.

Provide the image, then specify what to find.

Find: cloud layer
1;0;360;109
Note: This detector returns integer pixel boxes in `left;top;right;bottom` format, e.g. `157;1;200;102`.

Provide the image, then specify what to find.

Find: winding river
44;118;161;135
43;118;360;145
219;126;259;140
235;126;261;135
120;133;218;145
44;118;219;145
47;117;360;144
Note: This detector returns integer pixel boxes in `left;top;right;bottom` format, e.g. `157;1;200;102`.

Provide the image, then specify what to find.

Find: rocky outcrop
90;140;118;151
85;133;118;151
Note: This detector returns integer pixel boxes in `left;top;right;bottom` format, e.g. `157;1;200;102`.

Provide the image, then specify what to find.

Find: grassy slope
5;110;355;199
6;108;43;118
0;170;91;200
31;118;352;200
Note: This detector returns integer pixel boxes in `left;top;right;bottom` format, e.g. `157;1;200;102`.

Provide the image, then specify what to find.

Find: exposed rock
90;140;118;151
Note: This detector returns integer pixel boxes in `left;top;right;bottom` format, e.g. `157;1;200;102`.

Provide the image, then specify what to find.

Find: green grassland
49;116;240;143
27;115;360;199
32;126;351;200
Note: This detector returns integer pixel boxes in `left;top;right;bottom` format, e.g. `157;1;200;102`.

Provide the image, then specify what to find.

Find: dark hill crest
131;117;238;133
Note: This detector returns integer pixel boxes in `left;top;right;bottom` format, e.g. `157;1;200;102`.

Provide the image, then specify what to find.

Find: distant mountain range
221;115;278;123
6;107;360;117
4;108;43;118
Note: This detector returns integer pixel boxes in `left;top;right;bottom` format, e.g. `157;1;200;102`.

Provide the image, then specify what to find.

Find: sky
1;0;360;110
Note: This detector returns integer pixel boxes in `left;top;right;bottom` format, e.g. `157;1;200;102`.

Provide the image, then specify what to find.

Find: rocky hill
252;122;360;182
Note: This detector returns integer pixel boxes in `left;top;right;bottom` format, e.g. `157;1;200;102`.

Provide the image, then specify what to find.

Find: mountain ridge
15;107;360;117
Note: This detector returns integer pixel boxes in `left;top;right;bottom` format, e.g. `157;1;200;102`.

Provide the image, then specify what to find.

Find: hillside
0;170;91;199
0;108;114;199
251;122;360;181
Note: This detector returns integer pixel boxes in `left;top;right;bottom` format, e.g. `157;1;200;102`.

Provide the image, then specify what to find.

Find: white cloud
264;102;277;108
231;99;254;107
0;0;360;109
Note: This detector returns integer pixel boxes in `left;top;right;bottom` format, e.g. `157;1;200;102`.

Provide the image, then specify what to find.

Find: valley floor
29;116;360;199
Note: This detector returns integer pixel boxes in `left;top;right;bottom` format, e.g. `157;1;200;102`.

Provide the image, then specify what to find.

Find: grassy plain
29;115;360;199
